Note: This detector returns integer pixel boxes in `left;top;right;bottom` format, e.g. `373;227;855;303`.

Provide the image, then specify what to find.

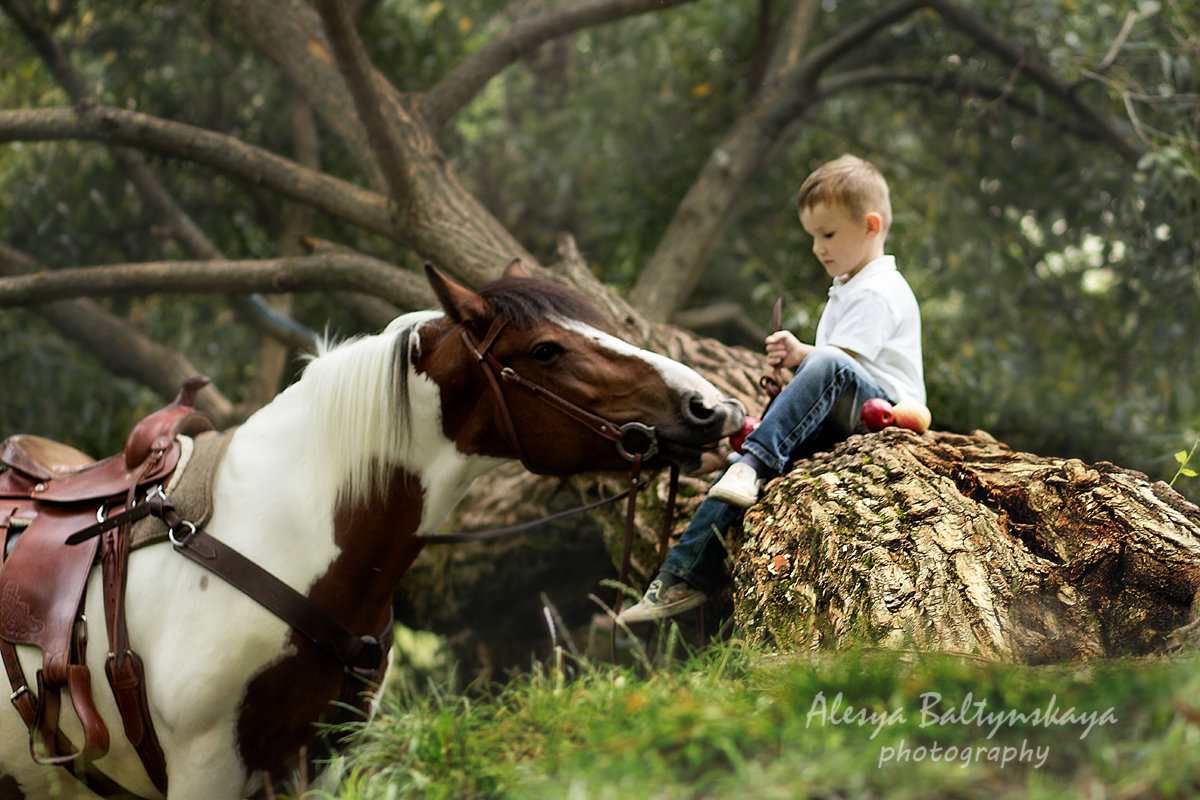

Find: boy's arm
766;330;860;367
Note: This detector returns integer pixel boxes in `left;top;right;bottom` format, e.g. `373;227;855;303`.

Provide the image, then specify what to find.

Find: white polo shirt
814;255;925;405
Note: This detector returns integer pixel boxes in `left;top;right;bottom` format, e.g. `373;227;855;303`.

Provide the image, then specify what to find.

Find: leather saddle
0;376;215;786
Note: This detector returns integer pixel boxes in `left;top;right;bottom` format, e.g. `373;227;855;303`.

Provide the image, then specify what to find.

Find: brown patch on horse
418;314;672;474
0;775;23;800
234;468;428;777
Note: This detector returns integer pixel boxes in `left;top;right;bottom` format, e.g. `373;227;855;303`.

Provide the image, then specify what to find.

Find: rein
758;297;785;405
456;317;681;609
429;478;648;544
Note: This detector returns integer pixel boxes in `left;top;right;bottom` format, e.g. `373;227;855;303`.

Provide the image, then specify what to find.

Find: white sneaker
707;462;762;508
617;578;706;624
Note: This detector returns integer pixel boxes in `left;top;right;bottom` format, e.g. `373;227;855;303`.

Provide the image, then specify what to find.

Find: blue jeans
660;347;890;591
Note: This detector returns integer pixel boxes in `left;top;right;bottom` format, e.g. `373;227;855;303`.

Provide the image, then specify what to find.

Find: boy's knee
800;345;854;374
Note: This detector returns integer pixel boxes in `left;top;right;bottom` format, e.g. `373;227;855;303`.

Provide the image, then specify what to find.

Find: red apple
729;415;761;453
892;400;932;433
860;398;895;432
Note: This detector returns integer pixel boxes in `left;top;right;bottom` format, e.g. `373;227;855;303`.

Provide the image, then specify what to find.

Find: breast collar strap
459;317;659;466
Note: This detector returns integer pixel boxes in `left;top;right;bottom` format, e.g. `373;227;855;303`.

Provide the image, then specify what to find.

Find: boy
619;154;925;623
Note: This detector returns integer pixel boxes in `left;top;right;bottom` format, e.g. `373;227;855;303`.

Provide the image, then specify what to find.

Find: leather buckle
167;520;197;548
616;422;658;461
349;635;385;677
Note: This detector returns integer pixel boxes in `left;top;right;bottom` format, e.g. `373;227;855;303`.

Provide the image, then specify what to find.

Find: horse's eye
531;342;565;362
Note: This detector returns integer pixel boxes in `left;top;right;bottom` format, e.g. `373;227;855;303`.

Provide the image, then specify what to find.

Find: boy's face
798;202;884;281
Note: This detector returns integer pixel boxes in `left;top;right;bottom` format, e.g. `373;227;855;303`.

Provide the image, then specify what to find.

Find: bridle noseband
460;316;660;466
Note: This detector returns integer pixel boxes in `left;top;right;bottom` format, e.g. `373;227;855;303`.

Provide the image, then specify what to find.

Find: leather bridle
460;316;661;465
456;316;682;610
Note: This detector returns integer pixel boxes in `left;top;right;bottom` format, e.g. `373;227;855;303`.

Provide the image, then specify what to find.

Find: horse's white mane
300;310;441;506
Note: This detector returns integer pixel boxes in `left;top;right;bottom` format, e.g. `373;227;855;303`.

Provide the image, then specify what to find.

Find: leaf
1184;468;1199;478
1176;450;1190;466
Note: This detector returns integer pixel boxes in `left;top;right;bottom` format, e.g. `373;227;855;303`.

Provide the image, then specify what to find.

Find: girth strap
57;490;387;798
0;636;137;798
100;457;170;795
0;633;109;765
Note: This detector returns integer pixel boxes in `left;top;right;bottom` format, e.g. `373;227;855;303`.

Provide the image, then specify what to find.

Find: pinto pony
0;262;743;798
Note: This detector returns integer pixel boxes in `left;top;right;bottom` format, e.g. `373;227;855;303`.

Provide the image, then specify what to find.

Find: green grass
297;623;1200;800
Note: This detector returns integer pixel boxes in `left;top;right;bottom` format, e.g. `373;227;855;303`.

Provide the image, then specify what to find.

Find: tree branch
0;0;87;97
422;0;699;130
218;0;539;288
313;0;414;211
673;302;767;343
1;0;319;351
0;242;235;423
759;0;820;84
632;0;1148;321
926;0;1145;163
0;105;397;241
0;253;435;310
632;0;929;322
216;0;386;193
773;0;928;119
815;68;1110;142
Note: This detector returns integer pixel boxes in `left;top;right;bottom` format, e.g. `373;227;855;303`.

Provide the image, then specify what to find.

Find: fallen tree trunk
733;428;1200;663
395;427;1200;674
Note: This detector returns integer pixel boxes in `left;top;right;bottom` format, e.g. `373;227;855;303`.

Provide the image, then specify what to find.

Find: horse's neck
208;391;341;590
213;353;501;570
212;364;501;636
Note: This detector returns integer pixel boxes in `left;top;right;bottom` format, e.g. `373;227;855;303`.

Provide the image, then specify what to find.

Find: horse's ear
503;258;531;280
425;264;491;328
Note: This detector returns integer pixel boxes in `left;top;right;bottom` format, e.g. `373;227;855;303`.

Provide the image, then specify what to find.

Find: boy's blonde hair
796;155;892;235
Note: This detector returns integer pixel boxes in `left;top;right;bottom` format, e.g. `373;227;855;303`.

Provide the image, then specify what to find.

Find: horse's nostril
683;391;717;424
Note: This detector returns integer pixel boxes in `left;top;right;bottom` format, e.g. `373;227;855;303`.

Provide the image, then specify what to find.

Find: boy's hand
765;330;809;369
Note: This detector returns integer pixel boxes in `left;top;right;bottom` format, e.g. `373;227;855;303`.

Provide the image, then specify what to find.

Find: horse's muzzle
683;392;746;437
654;393;745;468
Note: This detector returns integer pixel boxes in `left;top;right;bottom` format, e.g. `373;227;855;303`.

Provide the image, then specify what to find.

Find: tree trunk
733;428;1200;663
630;0;823;323
218;0;539;288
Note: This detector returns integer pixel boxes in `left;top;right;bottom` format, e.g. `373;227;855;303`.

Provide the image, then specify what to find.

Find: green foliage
0;1;383;451
444;1;758;283
1173;440;1200;487
314;638;1200;800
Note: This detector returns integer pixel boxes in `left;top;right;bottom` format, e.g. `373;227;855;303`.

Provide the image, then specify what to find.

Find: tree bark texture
733;428;1200;663
217;0;538;288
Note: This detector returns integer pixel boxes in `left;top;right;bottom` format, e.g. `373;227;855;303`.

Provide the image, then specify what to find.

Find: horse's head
417;262;744;475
